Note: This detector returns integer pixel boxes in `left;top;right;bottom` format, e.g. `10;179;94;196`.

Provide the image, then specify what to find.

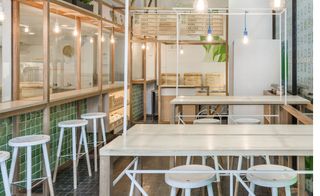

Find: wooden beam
43;0;50;102
12;0;20;100
98;20;103;91
111;29;115;83
147;0;153;7
281;105;313;125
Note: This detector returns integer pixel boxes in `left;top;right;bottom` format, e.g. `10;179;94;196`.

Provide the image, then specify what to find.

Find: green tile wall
132;84;144;121
0;118;13;196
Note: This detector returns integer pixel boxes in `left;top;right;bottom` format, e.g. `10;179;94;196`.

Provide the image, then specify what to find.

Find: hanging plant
200;35;227;63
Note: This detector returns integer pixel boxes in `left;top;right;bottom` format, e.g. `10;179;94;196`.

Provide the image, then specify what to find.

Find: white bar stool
193;118;221;124
81;112;107;172
8;135;54;196
0;151;11;196
53;120;92;189
165;164;215;196
246;164;297;196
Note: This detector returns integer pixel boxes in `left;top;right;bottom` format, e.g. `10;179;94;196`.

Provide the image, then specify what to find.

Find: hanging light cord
244;11;247;32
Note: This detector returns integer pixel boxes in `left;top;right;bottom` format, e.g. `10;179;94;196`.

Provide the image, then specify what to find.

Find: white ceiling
132;0;229;8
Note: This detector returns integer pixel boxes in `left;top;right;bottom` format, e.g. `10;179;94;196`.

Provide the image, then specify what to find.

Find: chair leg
129;158;139;196
248;183;255;196
42;144;55;196
100;118;107;145
72;127;78;189
8;147;18;183
271;188;278;196
185;189;191;196
93;118;98;172
213;156;222;196
26;146;32;196
250;156;254;167
82;126;92;177
234;156;243;196
53;128;64;182
1;161;11;196
186;156;191;165
285;186;291;196
265;155;271;164
202;156;207;165
170;187;176;196
207;184;214;196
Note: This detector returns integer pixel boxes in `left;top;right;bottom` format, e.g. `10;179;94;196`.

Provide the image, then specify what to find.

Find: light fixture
141;43;146;50
0;6;5;22
180;47;184;55
53;22;61;34
90;37;94;43
274;0;281;8
24;26;29;33
146;44;150;50
206;12;213;42
193;0;208;12
243;11;249;44
28;32;35;35
110;34;115;43
101;36;105;42
73;29;78;36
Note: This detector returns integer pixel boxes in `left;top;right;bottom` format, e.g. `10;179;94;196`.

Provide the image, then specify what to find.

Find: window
114;33;124;82
102;30;111;85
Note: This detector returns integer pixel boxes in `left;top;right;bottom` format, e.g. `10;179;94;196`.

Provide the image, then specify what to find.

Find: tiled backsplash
132;84;144;121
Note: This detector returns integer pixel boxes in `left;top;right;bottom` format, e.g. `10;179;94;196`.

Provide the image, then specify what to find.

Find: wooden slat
76;17;81;90
43;0;50;102
12;0;20;101
281;105;313;125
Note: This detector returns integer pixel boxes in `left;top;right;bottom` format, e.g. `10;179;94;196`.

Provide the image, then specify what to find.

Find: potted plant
72;0;94;11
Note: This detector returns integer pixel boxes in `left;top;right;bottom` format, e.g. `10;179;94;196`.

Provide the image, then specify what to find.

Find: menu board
133;14;225;36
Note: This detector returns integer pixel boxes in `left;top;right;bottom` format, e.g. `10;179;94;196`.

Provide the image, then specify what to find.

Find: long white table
99;124;313;196
170;95;311;123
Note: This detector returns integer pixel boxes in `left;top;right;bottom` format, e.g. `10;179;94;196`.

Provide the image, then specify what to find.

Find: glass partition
114;32;124;82
19;3;44;100
131;42;143;80
49;12;77;94
81;22;98;89
102;29;111;85
146;42;156;80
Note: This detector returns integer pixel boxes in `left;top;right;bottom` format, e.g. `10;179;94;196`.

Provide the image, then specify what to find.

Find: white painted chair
81;112;107;172
0;151;11;196
53;120;92;189
246;164;297;196
8;135;54;196
165;164;215;196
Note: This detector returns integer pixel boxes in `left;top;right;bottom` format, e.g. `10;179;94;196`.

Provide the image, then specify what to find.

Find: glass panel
146;42;155;80
49;12;77;94
81;22;98;89
132;42;143;80
19;4;43;100
114;32;124;82
102;30;111;85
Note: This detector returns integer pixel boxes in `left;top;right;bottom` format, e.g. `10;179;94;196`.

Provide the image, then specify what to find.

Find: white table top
170;95;310;105
100;124;313;157
127;124;313;136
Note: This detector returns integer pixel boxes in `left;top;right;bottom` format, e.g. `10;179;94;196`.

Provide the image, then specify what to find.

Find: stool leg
250;156;254;167
72;127;77;189
26;146;32;196
81;126;92;177
170;187;176;196
207;184;214;196
53;128;64;182
129;157;139;196
213;156;222;196
76;131;83;167
9;147;18;183
186;156;191;165
185;189;191;196
285;186;291;196
202;156;207;165
1;161;11;196
265;155;271;164
100;118;107;145
248;183;255;196
42;144;54;196
271;188;278;196
234;156;243;196
93;118;98;172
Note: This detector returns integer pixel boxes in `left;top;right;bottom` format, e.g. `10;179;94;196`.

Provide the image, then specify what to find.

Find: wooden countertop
170;95;311;105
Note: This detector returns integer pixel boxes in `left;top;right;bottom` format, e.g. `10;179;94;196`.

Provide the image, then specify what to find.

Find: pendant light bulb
53;22;61;34
141;43;146;50
274;0;281;8
243;30;249;44
193;0;208;12
207;26;213;42
24;26;30;33
90;37;94;43
0;8;5;22
110;34;115;43
180;47;184;55
101;36;105;42
73;29;78;36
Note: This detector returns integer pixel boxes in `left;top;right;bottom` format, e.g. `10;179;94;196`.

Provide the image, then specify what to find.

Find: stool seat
165;164;215;189
0;151;10;162
193;118;220;124
234;118;261;124
246;164;297;188
81;112;106;119
58;120;88;128
9;135;50;147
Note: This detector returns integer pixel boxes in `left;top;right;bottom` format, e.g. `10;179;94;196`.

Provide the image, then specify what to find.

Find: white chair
165;164;215;196
246;164;297;196
193;118;221;124
0;151;11;196
81;112;107;172
233;118;261;125
8;135;54;196
53;120;92;189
